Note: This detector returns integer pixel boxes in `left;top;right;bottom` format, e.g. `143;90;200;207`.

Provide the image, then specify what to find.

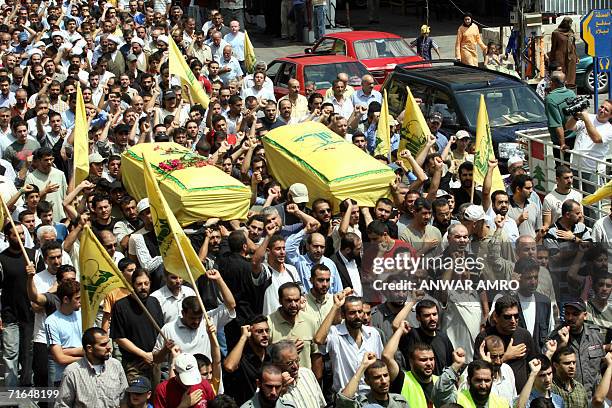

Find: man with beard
224;316;272;405
314;293;383;393
398;300;454;376
151;271;197;324
114;196;142;252
515;355;565;408
508;175;543;238
271;183;310;226
361;198;399;240
400;198;442;257
55;328;128;407
474;295;536;391
241;364;295;408
286;228;343;294
548;299;605;399
303;265;335;327
476;335;517;404
434;352;510;407
484;190;520;244
268;282;320;372
451;162;482;213
503;258;554;350
25;147;67;223
128;199;164;290
455;12;487;66
270;340;326;408
110;269;165;384
551;347;588;407
432;197;457;236
337;353;408;408
332;199;362;254
330;233;363;296
586;272;612;341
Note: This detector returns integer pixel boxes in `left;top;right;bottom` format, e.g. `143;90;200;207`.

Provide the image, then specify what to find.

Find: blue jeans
313;5;327;41
2;321;33;386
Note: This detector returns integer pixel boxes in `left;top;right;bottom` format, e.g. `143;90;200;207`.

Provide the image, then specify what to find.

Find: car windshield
354;38;416;60
304;62;371;89
455;87;545;127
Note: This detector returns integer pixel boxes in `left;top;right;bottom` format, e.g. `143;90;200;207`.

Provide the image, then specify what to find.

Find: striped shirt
55;356;128;408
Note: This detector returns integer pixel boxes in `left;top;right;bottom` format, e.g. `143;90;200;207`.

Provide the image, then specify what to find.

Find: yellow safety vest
456;389;510;408
400;370;438;408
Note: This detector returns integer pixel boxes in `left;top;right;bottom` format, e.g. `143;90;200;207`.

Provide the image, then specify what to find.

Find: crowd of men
0;1;611;408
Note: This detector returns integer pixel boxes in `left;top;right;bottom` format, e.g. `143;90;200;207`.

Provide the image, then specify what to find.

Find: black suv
383;61;546;167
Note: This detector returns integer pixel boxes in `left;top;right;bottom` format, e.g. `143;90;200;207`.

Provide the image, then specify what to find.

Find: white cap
464;205;486;222
136;198;150;214
28;48;43;58
71;46;83;55
507;156;524;169
288;183;309;204
52;30;66;40
157;35;169;45
32;41;46;49
455;130;471;140
131;37;144;47
436;190;452;198
174;353;201;386
107;34;121;44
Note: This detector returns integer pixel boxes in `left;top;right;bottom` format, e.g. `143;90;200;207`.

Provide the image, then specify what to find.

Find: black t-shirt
399;327;454;376
43;292;61;316
110;295;164;362
0;247;36;324
91;217;118;235
474;326;536;391
223;344;270;406
451;187;482;214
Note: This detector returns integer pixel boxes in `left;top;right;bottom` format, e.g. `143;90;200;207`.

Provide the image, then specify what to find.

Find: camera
563;96;590;118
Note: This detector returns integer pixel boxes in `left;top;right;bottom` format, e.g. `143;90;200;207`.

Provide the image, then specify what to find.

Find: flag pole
172;231;221;348
128;290;168;343
0;195;30;264
470;179;476;204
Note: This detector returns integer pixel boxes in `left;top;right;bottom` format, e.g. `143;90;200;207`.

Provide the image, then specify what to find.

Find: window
455;86;545;127
304;62;369;90
354;39;416;60
386;79;429;117
313;38;346;55
275;63;296;88
431;90;459;127
266;61;282;83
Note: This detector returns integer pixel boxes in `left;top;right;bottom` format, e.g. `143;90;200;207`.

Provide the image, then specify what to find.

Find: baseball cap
564;299;586;312
136;198;150;214
436;190;452;198
429;111;443;123
174;353;201;386
464;205;486;222
127;53;138;62
455;130;471;140
88;152;106;164
163;90;177;100
126;376;151;393
288;183;309;204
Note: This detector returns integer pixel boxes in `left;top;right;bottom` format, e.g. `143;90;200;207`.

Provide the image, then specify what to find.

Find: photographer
544;72;576;163
565;100;612;201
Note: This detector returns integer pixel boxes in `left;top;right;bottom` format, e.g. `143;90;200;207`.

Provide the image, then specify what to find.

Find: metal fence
538;0;612;14
516;127;612;226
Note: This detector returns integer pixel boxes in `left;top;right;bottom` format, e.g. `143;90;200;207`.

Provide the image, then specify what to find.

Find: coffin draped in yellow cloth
263;122;396;211
122;143;251;224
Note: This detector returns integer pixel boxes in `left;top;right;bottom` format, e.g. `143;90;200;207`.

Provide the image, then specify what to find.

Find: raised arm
314;290;349;345
207;269;236;312
382;321;411;381
341;352;377;399
224;325;250;373
516;359;542;408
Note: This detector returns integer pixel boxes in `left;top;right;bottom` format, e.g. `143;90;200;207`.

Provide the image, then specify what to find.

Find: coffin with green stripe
262;122;395;212
121;143;251;225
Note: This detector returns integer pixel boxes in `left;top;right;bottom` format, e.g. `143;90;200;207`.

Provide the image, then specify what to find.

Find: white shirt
283;367;326;408
485;206;519;244
326;323;383;393
128;227;163;272
338;252;362;297
242;86;276;102
516;293;555;338
542;189;583;226
33;269;56;344
326;96;354;120
254;263;299;316
571;113;612;172
350;89;382;109
150;284;197;324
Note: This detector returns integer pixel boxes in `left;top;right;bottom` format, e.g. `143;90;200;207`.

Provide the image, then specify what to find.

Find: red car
266;54;372;100
301;31;425;83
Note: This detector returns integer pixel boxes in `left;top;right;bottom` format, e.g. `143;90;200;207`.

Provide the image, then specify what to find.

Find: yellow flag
398;87;429;167
244;31;257;74
583;179;612;205
73;85;89;187
168;37;210;108
142;155;206;282
473;95;505;191
374;89;391;157
79;225;130;331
